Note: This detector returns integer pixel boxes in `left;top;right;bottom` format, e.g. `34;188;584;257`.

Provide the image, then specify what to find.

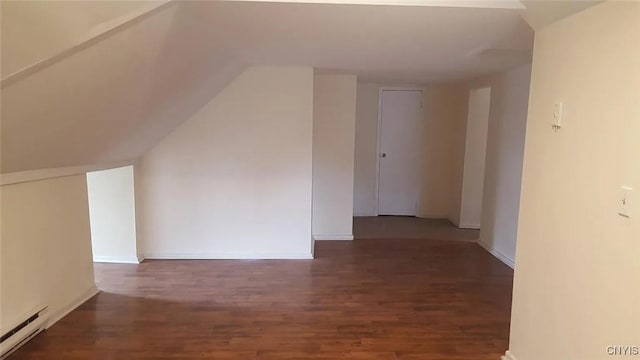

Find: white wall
353;83;379;216
459;87;491;228
477;64;531;267
508;2;640;359
312;73;357;240
136;66;314;259
86;166;139;263
1;175;97;333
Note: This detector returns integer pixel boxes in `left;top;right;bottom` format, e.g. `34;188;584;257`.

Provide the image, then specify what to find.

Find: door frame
375;86;425;216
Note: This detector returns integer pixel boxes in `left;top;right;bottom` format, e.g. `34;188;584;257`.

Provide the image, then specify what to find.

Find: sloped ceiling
0;0;164;78
1;0;535;174
1;2;245;174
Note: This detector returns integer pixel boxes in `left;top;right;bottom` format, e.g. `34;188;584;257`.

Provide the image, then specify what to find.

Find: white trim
502;350;517;360
478;241;515;269
375;87;383;217
1;160;135;186
0;306;48;359
93;256;142;264
224;1;525;10
376;87;425;217
143;252;314;260
313;234;354;240
459;223;481;229
0;305;47;335
47;286;99;329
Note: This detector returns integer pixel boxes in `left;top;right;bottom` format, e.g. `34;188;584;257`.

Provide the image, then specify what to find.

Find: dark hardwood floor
353;216;479;241
10;239;513;359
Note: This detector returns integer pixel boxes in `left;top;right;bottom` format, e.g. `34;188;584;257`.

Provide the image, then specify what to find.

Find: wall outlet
619;186;633;218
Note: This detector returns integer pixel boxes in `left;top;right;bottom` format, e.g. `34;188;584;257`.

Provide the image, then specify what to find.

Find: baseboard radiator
0;306;48;359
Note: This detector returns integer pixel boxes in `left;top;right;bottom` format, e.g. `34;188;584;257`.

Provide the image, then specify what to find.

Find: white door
377;90;423;216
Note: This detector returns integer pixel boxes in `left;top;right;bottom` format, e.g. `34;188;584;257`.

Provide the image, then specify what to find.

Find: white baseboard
313;234;354;241
93;256;141;264
143;252;313;260
459;223;481;229
478;241;515;269
47;285;99;329
502;350;517;360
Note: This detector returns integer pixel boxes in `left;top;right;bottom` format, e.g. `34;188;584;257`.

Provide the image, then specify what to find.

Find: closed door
377;90;423;216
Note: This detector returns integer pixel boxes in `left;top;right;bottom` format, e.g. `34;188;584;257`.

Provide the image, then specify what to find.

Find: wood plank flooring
9;239;513;359
353;216;479;241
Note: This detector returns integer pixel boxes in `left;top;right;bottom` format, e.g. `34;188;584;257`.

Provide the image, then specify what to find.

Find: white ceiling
520;0;602;30
187;1;534;83
1;0;535;174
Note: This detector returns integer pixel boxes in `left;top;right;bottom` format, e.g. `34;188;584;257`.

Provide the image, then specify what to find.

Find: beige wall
87;166;139;263
420;84;469;219
136;66;314;259
508;2;640;359
419;86;451;218
0;0;159;78
312;74;357;239
353;83;380;216
0;175;97;333
459;87;491;229
476;64;531;267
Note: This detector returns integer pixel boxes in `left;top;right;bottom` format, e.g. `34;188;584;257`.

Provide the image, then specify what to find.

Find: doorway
376;89;423;216
86;165;140;264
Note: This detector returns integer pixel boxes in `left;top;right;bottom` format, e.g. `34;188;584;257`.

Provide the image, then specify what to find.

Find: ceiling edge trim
1;159;136;186
223;0;525;9
1;0;175;88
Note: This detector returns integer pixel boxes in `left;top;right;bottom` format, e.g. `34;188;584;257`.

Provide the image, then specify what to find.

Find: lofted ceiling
1;0;540;174
0;0;166;79
186;1;534;83
1;2;245;174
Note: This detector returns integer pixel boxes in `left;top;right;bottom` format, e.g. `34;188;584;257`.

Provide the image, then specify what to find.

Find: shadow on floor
353;216;479;241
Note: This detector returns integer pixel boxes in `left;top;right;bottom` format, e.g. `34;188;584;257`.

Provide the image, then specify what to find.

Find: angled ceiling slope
1;0;534;176
1;1;245;175
1;0;167;79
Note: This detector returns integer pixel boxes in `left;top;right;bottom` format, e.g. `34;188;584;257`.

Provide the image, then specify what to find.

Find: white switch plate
619;186;633;218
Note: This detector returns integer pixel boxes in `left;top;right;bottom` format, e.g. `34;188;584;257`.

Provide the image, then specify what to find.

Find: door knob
381;153;387;158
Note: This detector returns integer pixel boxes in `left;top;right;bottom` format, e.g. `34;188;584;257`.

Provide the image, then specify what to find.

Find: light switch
552;102;563;130
619;186;633;218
